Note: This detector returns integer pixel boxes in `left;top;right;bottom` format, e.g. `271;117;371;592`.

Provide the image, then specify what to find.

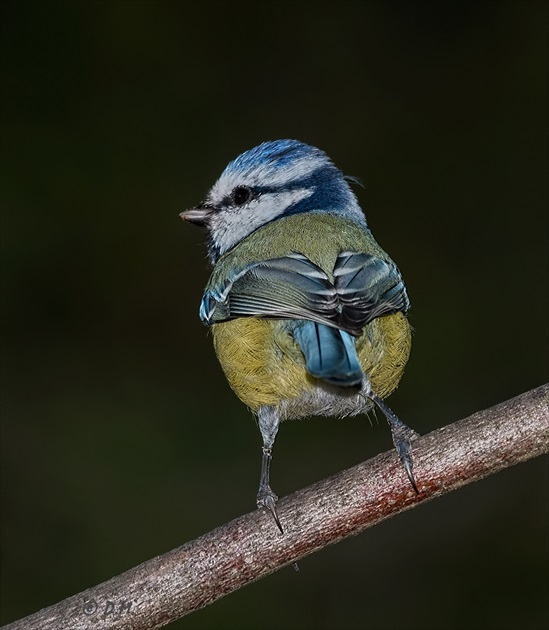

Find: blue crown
225;139;330;174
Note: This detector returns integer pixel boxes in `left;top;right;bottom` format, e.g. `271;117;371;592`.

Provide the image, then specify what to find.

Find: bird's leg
257;406;283;533
368;390;420;494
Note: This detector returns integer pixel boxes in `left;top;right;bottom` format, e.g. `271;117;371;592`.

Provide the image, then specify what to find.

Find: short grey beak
179;205;213;227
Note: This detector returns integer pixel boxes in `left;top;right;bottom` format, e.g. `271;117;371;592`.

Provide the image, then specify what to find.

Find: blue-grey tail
293;321;363;387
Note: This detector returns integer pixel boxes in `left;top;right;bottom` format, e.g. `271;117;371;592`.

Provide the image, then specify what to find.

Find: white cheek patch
211;188;314;257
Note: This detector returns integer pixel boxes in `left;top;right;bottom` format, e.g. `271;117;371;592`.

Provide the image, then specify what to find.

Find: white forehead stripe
210;156;326;202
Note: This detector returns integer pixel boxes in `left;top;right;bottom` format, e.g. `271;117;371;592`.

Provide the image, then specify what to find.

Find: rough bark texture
3;384;548;630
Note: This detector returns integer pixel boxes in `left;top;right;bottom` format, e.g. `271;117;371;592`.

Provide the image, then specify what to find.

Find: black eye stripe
232;186;253;205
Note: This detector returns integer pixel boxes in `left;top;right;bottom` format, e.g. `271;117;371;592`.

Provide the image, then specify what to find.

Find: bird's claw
397;440;419;494
257;488;284;534
370;391;420;494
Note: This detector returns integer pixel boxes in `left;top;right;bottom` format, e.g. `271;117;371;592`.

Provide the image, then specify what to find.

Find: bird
181;139;418;533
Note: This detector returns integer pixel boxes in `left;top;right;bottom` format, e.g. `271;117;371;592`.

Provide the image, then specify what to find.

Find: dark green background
1;1;548;628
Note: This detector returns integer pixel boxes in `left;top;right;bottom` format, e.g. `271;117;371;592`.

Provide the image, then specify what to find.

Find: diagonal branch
3;384;548;630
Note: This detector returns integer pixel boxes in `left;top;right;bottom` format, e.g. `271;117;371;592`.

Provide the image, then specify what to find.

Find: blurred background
1;1;547;628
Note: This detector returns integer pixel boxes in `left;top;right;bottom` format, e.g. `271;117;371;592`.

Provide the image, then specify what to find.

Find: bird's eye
232;186;253;206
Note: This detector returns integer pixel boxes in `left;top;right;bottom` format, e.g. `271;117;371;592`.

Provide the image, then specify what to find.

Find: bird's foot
370;392;420;493
257;486;283;534
391;420;420;494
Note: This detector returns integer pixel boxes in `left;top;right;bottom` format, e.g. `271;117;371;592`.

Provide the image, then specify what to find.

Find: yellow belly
212;313;411;413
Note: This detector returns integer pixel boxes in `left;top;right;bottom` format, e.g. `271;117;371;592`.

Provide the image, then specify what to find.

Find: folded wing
200;251;409;337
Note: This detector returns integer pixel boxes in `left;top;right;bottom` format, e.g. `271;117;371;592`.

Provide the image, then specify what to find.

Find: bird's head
181;139;365;263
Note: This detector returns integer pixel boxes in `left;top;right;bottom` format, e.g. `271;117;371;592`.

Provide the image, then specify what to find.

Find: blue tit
181;139;418;532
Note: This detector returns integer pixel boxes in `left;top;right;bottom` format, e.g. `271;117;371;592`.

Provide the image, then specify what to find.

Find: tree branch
3;384;548;630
